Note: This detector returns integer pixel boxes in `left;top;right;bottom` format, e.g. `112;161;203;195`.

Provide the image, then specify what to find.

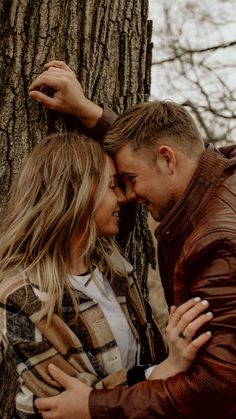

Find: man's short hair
104;100;205;158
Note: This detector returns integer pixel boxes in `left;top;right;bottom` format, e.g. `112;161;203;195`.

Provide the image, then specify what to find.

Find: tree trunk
0;4;169;415
0;0;152;200
0;0;155;293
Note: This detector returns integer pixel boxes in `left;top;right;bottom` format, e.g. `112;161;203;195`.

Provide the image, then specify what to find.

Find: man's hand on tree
29;60;102;128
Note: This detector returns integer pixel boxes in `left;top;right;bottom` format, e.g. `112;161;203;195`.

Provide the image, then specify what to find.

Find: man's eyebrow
117;171;125;178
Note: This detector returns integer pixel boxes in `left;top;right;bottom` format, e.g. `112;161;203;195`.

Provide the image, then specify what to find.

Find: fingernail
205;311;213;316
201;300;208;306
194;297;201;302
206;331;212;336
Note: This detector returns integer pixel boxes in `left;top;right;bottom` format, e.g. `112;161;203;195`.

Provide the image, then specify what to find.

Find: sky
149;0;236;99
148;0;236;143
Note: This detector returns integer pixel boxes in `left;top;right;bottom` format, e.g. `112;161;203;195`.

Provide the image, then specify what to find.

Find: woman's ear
158;145;176;174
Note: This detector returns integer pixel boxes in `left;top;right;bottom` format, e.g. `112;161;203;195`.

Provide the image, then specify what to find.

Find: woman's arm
0;281;125;416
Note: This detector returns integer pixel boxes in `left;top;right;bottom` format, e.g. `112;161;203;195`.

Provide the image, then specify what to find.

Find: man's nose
125;185;137;202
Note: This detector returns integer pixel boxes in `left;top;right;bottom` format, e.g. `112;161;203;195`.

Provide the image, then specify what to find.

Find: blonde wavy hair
0;132;126;322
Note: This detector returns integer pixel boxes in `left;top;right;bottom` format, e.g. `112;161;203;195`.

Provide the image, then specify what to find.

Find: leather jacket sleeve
88;105;118;142
89;362;236;419
89;241;236;419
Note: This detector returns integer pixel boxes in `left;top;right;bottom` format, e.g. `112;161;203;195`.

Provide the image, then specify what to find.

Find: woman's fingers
169;297;202;323
167;297;213;345
183;331;212;361
176;300;211;335
182;311;213;340
168;299;210;329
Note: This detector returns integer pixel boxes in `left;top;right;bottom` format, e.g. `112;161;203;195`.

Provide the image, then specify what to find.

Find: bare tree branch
151;0;236;144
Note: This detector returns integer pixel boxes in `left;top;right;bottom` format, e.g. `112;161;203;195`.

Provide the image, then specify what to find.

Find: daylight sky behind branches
149;0;236;100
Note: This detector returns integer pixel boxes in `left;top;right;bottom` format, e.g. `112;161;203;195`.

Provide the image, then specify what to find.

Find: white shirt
69;267;138;370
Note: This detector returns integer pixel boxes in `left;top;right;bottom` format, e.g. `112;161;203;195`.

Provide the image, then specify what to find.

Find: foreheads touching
104;100;205;159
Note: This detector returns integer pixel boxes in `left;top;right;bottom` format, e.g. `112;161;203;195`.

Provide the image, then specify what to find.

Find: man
29;61;236;419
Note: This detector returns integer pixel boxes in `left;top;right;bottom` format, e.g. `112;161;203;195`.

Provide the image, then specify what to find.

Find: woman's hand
35;364;92;419
29;60;102;127
149;297;213;380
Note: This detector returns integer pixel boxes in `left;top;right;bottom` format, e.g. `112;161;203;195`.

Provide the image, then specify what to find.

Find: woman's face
95;156;126;237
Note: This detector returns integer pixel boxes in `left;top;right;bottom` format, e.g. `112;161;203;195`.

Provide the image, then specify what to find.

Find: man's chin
148;209;162;223
148;206;169;223
148;200;177;222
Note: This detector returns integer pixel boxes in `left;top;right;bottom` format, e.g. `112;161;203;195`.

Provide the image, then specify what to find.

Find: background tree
150;0;236;144
0;0;155;295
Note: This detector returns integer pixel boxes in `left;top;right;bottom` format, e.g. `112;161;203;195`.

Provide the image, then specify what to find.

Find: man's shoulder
190;162;236;242
218;144;236;160
184;201;236;261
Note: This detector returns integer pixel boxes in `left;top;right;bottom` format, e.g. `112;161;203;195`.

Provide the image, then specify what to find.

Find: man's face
115;143;179;222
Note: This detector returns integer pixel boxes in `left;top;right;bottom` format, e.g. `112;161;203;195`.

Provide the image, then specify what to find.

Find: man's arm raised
29;60;102;128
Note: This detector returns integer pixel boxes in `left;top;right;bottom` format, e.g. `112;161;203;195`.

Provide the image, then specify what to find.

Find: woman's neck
68;242;89;276
68;257;89;276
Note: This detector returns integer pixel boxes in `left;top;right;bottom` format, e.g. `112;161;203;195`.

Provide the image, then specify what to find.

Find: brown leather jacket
89;109;236;419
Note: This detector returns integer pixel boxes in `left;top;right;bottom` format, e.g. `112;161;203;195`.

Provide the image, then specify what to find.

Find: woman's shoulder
0;270;38;313
0;270;27;299
109;251;133;274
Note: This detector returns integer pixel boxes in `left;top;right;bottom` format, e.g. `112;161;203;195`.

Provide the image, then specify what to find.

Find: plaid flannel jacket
0;266;157;418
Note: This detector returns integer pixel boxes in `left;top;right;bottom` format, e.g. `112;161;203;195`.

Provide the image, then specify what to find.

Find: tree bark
0;0;152;203
0;0;155;294
0;5;165;414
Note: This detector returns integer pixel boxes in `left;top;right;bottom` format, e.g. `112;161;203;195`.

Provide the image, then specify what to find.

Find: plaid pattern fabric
0;268;155;418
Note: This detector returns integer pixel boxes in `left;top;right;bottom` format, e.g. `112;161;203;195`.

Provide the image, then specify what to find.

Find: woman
0;132;212;418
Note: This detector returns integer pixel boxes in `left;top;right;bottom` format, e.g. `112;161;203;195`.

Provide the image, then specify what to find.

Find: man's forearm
74;98;103;128
28;61;118;135
88;105;118;143
89;358;235;419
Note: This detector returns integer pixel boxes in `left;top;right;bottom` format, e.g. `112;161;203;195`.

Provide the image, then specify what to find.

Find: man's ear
158;145;176;174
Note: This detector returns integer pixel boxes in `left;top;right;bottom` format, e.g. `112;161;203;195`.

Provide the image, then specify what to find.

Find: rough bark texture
0;3;168;414
0;0;155;287
0;0;152;205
